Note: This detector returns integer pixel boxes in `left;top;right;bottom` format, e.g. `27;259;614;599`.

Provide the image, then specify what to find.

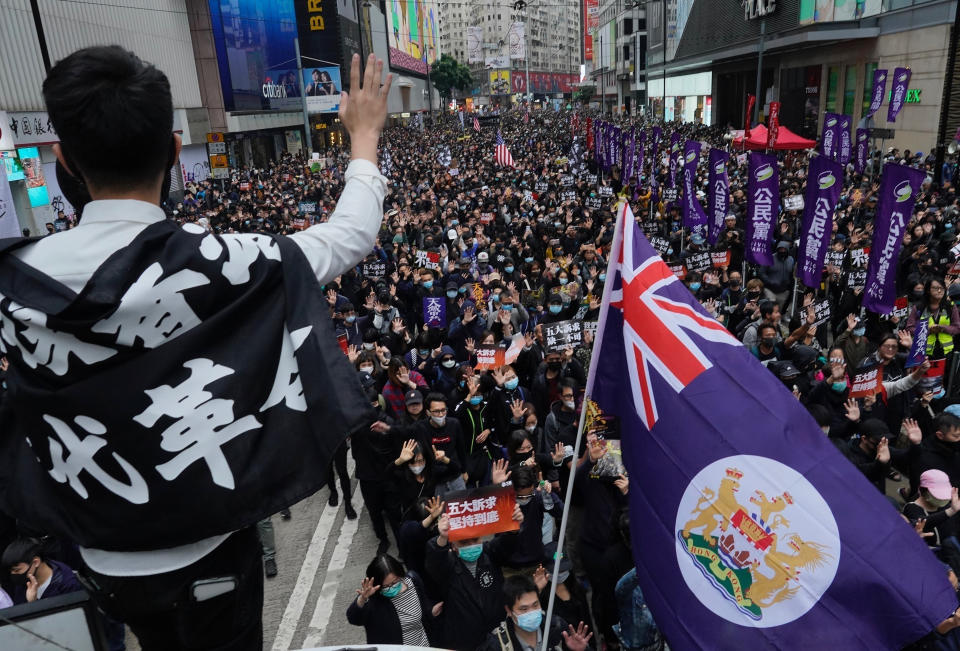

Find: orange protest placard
848;367;883;399
445;484;519;542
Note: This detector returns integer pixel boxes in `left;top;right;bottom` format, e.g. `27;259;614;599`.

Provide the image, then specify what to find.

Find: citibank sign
742;0;776;20
263;79;288;99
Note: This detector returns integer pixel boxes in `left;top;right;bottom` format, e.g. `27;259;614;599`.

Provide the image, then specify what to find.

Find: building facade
590;0;648;115
644;0;959;154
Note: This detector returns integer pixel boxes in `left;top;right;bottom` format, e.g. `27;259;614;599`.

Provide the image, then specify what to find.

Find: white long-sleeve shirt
11;159;387;576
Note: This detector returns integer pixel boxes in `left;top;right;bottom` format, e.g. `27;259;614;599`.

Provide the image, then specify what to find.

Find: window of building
861;61;878;116
825;65;840;113
842;65;857;116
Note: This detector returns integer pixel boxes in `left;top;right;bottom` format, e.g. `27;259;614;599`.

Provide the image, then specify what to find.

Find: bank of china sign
743;0;776;20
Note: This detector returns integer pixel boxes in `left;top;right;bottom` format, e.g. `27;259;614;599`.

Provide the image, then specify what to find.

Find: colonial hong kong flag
586;201;955;650
495;131;515;168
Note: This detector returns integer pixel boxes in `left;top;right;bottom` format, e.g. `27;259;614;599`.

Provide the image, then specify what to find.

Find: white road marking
300;491;366;649
270;457;355;651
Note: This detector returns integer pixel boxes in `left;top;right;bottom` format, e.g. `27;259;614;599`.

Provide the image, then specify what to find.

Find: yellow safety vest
926;310;955;356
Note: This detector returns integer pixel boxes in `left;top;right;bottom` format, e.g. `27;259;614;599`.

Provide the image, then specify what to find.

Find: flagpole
540;199;627;651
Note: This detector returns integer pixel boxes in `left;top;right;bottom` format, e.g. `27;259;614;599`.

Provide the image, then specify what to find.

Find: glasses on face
880;343;898;351
932;286;945;292
382;577;403;591
429;408;448;415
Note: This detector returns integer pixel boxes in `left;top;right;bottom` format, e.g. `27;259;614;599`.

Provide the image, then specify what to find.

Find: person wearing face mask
392;440;439;520
491;365;533;445
841;418;923;494
424;346;461;397
508;430;564;490
346;553;440;645
758;241;795;310
335;302;364;346
426;499;525;650
903;470;960;555
500;466;563;573
917;412;960;491
479;575;592;651
453;376;496;487
1;539;82;604
542;296;570;324
835;314;870;370
414;394;468;498
532;353;586;423
907;277;960;366
751;323;786;365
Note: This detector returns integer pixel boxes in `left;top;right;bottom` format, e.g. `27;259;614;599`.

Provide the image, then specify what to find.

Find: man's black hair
365;554;406;589
425;392;447;409
936;412;960;435
1;539;42;570
502;574;539;609
43;45;173;190
759;300;777;319
513;465;538;491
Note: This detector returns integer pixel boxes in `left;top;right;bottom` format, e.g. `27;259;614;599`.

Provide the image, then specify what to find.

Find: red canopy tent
732;124;817;151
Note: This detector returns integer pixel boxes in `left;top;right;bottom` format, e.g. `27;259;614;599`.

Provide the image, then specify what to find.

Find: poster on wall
584;0;598;60
385;0;439;75
19;148;48;208
489;70;511;95
303;66;342;114
209;0;303;112
179;144;211;185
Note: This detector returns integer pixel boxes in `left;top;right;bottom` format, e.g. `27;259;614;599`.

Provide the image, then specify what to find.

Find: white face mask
563;400;576;410
525;424;536;433
431;415;446;426
362;343;376;351
359;365;375;374
409;464;426;475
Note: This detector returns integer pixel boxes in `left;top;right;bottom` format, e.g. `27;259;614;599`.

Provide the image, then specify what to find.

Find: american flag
473;116;481;133
495;131;515;168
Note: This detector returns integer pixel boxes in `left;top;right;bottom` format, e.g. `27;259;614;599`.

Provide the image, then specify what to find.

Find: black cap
860;418;891;441
405;389;423;405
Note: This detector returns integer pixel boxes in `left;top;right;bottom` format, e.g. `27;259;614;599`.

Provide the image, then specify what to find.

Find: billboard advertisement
584;0;598;60
303;66;342;113
208;0;304;112
489;70;511;95
19;147;49;208
386;0;439;76
295;0;346;90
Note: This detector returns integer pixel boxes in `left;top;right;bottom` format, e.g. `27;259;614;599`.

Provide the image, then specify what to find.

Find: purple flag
707;149;730;246
607;124;616;171
821;113;840;160
595;120;604;163
669;132;681;188
651;127;662;176
863;163;926;314
682;141;708;239
797;156;843;288
838;115;852;165
855;129;870;174
422;296;446;328
588;202;955;651
888;67;911;123
905;317;928;368
636;129;646;181
624;127;636;180
746;151;778;266
866;69;887;119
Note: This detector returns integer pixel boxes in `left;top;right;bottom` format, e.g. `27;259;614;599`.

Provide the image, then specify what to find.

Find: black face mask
747;291;761;301
761;337;777;348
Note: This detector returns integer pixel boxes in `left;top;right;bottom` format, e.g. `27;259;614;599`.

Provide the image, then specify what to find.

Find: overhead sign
742;0;776;20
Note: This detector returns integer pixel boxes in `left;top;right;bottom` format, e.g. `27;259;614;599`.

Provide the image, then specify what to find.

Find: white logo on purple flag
676;456;840;627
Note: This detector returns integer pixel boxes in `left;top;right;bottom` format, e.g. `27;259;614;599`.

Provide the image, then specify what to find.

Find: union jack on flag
473;116;481;133
603;202;739;429
495;131;515;168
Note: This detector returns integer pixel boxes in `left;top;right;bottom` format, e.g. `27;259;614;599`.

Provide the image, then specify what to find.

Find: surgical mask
563;399;576;410
689;282;702;291
458;544;483;562
363;343;376;351
559;278;568;285
447;290;458;298
345;315;356;323
442;359;457;369
599;273;606;282
469;395;483;405
929;495;951;509
831;381;847;393
359;365;374;374
502;304;514;312
505;266;515;273
525;424;536;433
525;257;534;263
505;378;519;391
459;286;468;294
557;570;570;584
431;415;446;426
516;493;534;506
935;388;947;400
515;609;544;632
381;582;403;598
852;327;866;337
423;280;434;289
549;305;562;314
409;463;426;475
419;349;430;357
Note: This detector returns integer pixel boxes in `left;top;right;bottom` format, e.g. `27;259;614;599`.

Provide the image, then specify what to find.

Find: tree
430;54;473;103
573;85;596;105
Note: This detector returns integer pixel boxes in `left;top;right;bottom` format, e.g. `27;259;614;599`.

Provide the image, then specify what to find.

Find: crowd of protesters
6;87;960;649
